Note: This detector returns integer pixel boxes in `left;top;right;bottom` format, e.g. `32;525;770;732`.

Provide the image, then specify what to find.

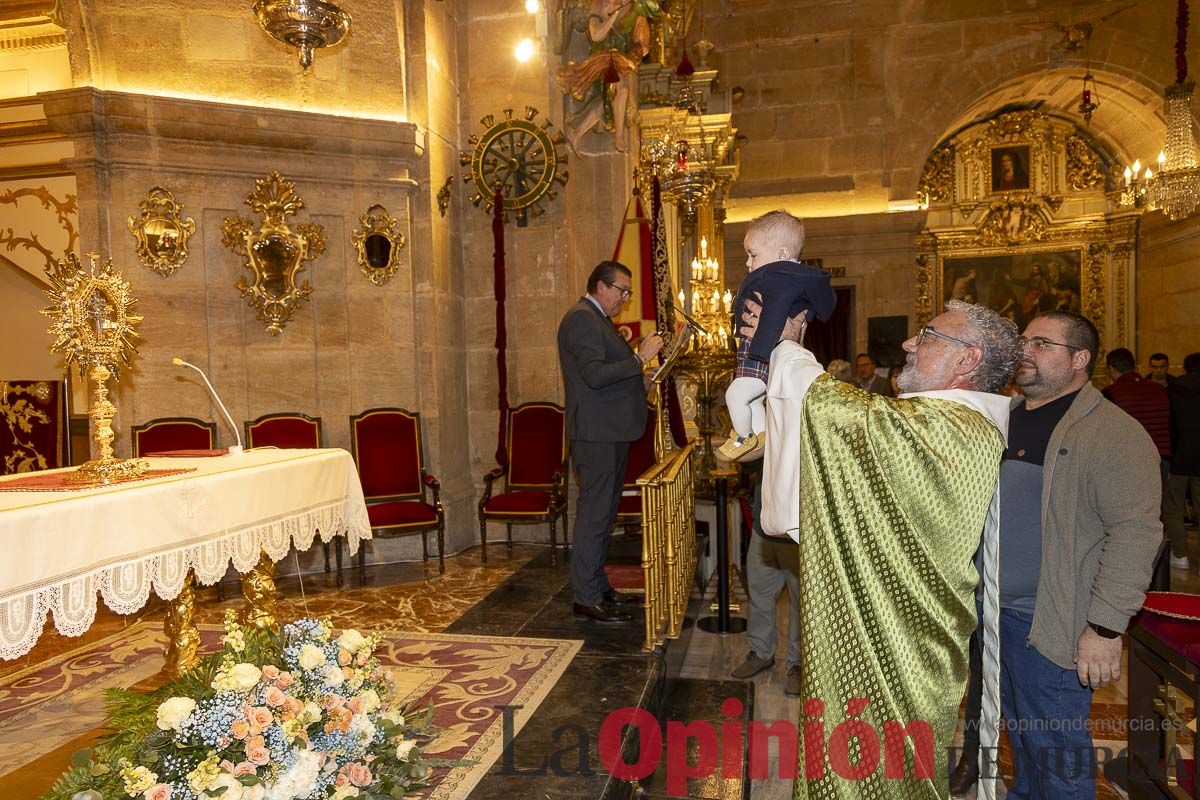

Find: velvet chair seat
478;402;569;564
351;408;445;580
131;417;216;458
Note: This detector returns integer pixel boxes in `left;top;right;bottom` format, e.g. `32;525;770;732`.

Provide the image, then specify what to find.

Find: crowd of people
556;209;1196;797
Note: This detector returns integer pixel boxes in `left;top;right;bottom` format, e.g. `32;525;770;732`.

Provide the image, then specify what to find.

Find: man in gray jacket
557;261;662;624
952;310;1161;797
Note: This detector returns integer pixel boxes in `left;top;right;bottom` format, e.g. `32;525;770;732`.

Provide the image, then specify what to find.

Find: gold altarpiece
915;110;1137;357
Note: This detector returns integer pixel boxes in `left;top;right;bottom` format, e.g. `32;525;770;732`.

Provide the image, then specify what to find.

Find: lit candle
1124;166;1132;185
1145;167;1153;180
692;289;700;309
1159;150;1167;167
723;289;732;312
691;257;702;275
678;289;685;308
1132;159;1141;176
699;236;708;260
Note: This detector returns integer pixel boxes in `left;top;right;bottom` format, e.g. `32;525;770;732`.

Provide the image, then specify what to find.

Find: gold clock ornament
41;253;147;484
460;107;569;225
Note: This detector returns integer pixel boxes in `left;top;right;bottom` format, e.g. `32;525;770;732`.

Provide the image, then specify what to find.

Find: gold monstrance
42;253;146;484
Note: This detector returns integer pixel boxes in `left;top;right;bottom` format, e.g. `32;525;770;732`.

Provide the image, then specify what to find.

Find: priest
754;299;1021;800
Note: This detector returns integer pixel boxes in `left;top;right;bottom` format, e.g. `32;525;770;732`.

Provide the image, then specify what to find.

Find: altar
0;448;371;667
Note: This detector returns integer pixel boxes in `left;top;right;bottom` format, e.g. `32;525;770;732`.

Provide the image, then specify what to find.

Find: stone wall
1137;212;1200;371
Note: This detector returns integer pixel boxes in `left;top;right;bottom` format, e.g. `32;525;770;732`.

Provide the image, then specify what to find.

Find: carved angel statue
556;0;662;154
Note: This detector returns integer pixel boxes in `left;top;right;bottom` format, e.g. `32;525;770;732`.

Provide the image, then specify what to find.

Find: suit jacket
557;297;648;442
859;373;895;397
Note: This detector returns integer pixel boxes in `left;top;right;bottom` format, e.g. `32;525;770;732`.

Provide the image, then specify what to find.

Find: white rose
336;629;367;654
265;749;320;800
355;689;381;713
321;664;345;688
155;697;197;732
227;663;262;691
380;708;405;727
395;739;417;762
303;700;322;723
348;712;376;742
297;644;326;670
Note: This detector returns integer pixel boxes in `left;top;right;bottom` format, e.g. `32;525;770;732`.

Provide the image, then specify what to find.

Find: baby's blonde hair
747;209;805;260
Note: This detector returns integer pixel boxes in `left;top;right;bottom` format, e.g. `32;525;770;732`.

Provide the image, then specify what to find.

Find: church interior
2;0;1200;798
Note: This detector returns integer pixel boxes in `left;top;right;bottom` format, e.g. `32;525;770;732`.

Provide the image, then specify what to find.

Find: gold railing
637;441;696;651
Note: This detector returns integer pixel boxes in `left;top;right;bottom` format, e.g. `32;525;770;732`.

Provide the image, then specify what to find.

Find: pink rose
261;665;280;682
347;763;373;787
285;697;305;715
276;671;294;689
263;686;286;707
334;775;349;787
143;784;172;800
249;706;273;730
342;666;355;680
245;737;271;766
338;650;352;666
231;719;250;740
348;697;362;714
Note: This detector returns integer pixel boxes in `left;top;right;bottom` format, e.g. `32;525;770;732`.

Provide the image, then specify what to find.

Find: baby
717;210;836;461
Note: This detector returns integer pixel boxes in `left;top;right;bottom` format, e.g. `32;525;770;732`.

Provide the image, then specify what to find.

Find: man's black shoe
948;754;978;796
602;589;642;606
573;602;633;624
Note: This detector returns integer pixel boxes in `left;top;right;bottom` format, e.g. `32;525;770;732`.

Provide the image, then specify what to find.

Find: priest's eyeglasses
914;325;975;349
604;279;633;299
1021;336;1082;353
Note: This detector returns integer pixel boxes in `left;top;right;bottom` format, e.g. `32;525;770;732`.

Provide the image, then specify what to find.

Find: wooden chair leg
506;523;513;551
336;540;344;588
421;531;429;562
437;519;446;574
358;544;367;585
322;541;333;586
549;517;558;566
480;518;488;562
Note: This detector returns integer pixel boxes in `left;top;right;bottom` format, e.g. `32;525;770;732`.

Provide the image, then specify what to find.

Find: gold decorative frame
127;187;196;277
916;109;1133;358
221;172;325;336
351;204;406;286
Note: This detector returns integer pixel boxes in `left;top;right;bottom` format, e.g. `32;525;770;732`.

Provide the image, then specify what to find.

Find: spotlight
515;37;535;62
524;0;540;12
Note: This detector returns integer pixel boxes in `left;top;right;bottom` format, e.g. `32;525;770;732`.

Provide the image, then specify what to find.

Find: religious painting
991;146;1031;192
942;250;1081;329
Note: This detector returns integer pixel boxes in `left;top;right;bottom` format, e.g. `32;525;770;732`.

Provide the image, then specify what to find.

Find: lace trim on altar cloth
0;498;373;660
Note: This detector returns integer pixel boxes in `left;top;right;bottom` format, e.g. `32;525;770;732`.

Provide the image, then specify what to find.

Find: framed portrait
991;145;1031;192
942;250;1081;329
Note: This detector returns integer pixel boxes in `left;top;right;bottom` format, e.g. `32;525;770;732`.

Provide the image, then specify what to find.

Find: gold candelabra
42;253;147;485
676;235;735;492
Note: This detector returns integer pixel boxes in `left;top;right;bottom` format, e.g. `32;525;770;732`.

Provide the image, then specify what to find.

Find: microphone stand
172;358;244;455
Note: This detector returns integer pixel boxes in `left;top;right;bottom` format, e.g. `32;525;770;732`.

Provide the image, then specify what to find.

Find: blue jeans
999;608;1096;799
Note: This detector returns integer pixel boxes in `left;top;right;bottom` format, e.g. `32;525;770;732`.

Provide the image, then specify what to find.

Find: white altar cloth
0;448;371;659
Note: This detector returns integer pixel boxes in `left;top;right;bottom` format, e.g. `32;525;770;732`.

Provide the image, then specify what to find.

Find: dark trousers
569;439;630;606
961;627;982;762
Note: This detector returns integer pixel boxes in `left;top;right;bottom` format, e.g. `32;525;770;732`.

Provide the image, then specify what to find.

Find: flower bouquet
46;612;439;800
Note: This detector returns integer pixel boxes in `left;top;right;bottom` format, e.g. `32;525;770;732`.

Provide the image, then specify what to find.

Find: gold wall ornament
436;176;453;218
1065;135;1106;191
974;195;1059;247
351;204;406;286
252;0;350;70
41;253;147;485
221;172;324;336
127;187;195;277
917;145;955;207
460;107;569;226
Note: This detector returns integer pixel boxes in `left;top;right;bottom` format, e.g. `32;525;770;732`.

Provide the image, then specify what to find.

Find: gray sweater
1023;382;1163;669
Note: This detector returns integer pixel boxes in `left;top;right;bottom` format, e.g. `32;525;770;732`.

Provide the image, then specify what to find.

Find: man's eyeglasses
914;325;976;349
1021;336;1081;353
604;279;633;299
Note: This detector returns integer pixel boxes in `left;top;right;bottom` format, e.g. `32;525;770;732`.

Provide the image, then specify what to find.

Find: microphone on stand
171;357;244;456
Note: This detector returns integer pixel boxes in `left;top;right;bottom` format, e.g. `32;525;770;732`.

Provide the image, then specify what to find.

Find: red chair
131;417;216;458
478;402;569;564
349;407;445;579
615;405;657;535
246;412;323;450
246;412;336;583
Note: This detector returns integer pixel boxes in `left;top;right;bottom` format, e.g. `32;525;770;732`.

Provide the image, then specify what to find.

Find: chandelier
253;0;350;69
1117;0;1200;220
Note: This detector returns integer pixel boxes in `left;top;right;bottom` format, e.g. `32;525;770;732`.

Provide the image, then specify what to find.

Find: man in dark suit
854;352;895;396
557;261;663;624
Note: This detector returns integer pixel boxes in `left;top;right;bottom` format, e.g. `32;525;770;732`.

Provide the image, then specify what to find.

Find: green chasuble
792;376;1004;800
